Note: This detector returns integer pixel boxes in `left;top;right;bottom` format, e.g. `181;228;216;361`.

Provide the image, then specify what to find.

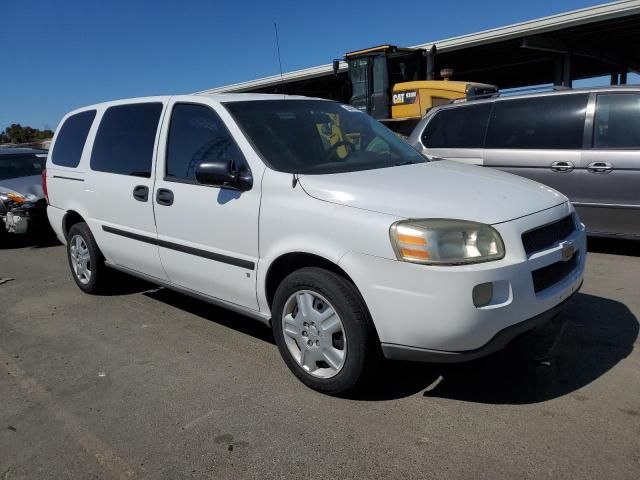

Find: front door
153;100;262;310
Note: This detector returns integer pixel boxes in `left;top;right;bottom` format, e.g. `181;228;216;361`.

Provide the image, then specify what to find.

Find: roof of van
195;92;315;102
64;93;328;116
436;84;640;108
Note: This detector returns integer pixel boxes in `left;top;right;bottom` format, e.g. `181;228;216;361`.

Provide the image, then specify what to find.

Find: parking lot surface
1;238;639;479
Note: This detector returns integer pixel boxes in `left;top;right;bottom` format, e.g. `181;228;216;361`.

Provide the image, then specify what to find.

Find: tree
0;124;54;144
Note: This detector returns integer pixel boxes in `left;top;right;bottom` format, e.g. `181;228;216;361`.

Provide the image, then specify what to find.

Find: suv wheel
67;222;106;294
272;267;379;395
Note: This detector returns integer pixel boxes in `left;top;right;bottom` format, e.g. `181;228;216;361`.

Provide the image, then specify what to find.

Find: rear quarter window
421;103;492;149
485;94;588;150
90;103;163;177
51;110;96;167
593;93;640;149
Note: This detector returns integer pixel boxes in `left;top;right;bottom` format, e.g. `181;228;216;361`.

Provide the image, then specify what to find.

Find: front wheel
272;267;379;395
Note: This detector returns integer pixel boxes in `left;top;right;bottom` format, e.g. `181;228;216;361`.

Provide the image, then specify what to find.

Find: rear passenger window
90;103;163;177
166;103;246;182
52;110;96;167
594;93;640;149
421;103;492;149
485;94;588;150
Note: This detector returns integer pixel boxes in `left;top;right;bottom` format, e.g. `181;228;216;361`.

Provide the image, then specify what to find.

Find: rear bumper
46;205;67;244
381;282;581;363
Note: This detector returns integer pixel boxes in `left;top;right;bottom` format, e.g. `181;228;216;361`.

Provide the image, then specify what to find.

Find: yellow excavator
333;45;497;134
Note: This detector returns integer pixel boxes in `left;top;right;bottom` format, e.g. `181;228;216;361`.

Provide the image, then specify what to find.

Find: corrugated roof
197;0;640;94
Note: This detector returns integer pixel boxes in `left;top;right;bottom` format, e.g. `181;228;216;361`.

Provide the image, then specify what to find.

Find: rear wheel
67;222;106;294
272;267;379;395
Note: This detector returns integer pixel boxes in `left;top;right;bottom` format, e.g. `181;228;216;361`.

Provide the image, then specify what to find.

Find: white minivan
45;94;586;394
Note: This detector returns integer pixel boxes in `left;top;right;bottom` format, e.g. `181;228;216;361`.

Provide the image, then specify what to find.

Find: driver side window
166;103;246;182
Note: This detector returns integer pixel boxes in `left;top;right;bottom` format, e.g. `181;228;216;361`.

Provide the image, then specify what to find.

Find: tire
271;267;380;395
66;222;106;294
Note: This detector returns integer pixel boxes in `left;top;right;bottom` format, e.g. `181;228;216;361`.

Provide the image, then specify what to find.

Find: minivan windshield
225;100;425;174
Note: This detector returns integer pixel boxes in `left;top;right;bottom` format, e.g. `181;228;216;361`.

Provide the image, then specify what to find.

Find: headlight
0;192;27;204
390;219;505;265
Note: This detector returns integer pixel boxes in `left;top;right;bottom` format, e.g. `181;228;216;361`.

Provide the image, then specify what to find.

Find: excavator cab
337;45;497;134
343;45;425;120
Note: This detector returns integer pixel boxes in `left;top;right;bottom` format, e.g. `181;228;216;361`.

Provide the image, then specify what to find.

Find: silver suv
408;86;640;239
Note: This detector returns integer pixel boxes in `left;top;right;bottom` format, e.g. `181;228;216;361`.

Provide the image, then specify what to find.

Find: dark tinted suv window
594;93;640;149
486;94;588;149
90;103;163;177
52;110;96;167
166;104;246;182
422;103;492;148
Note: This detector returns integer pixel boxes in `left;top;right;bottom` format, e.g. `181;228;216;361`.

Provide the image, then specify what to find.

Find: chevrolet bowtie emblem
561;242;576;262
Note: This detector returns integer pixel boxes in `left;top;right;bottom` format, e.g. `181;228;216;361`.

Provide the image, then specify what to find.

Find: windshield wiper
393;160;418;167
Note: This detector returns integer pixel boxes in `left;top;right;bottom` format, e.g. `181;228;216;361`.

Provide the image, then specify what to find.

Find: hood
0;175;44;199
298;160;566;225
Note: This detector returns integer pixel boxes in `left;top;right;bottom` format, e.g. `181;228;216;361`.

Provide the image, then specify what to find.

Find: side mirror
195;159;253;191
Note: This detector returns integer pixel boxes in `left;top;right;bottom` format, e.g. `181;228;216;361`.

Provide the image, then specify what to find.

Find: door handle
132;185;149;202
156;188;174;206
587;161;613;173
550;161;575;173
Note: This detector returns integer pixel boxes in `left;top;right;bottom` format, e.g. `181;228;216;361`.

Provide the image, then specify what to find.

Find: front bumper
381;282;581;362
3;210;30;234
339;202;586;357
1;200;47;235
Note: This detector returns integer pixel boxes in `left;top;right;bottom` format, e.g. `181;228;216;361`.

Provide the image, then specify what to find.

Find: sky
0;0;617;130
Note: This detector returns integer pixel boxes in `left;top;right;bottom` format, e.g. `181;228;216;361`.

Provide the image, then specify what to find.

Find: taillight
42;168;49;204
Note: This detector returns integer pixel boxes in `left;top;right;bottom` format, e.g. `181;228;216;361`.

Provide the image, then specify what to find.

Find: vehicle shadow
137;286;637;404
144;287;275;345
587;236;640;257
97;270;157;296
96;269;637;404
351;292;638;403
0;229;61;250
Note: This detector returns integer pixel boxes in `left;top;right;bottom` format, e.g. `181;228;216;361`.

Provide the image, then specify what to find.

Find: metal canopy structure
198;0;640;98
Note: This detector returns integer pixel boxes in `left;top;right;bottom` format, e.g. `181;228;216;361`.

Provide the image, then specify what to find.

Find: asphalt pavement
1;236;639;479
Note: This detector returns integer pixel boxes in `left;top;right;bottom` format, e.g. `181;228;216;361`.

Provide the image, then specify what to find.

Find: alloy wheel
69;234;91;285
281;290;347;379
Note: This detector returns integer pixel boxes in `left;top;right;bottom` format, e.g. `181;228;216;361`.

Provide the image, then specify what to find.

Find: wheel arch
264;252;363;312
62;210;87;239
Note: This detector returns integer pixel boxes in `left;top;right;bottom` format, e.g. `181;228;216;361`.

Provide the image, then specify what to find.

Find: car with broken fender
45;94;586;394
0;147;48;238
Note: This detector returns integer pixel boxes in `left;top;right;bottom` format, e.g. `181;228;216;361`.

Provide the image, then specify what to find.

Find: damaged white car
0;148;48;238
